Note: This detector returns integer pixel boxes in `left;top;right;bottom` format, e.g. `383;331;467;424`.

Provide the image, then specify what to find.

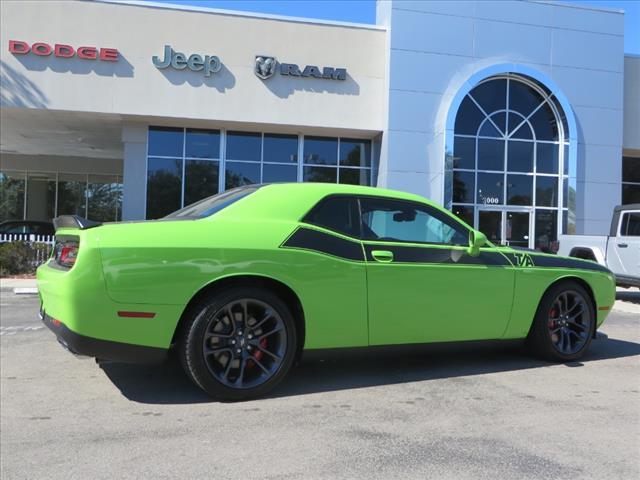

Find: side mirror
468;230;487;257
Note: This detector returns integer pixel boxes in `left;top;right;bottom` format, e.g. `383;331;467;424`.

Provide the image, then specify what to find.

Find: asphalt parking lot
1;291;639;480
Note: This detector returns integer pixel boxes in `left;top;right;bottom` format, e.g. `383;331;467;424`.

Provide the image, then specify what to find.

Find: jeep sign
152;45;221;77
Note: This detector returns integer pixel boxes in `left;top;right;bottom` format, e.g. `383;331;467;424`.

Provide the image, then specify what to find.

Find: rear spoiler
53;215;102;231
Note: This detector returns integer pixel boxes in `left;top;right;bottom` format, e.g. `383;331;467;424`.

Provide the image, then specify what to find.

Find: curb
13;287;39;295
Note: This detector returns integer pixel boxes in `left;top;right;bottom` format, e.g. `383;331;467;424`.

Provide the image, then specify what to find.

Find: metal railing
0;234;55;245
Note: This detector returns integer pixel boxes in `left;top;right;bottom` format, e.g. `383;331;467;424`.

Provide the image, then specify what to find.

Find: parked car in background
558;204;640;288
0;220;55;236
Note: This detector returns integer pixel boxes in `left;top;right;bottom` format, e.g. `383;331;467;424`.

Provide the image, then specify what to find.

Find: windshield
164;185;261;219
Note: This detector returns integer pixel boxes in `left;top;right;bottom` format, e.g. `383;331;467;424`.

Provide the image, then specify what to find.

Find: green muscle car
37;183;615;400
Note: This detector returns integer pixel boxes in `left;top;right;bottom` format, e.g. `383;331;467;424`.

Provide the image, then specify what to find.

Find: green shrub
0;242;52;276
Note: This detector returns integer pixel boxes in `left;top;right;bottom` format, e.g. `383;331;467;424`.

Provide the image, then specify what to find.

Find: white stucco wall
378;0;625;234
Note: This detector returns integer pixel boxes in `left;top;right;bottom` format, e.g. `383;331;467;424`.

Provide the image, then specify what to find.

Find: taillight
54;238;79;268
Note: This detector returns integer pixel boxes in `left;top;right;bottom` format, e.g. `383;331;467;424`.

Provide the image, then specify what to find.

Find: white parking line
0;325;44;335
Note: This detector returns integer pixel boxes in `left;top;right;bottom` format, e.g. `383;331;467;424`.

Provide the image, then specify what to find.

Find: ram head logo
255;55;277;80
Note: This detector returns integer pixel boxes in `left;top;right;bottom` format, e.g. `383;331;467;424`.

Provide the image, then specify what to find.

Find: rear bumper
40;307;167;364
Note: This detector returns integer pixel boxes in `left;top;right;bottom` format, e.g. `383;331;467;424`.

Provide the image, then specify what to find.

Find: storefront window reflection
146;127;374;218
0;170;122;223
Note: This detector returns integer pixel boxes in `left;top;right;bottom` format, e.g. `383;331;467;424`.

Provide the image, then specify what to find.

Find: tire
527;281;595;362
179;286;297;401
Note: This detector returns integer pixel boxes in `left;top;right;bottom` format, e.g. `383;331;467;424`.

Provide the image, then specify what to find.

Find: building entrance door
477;208;532;248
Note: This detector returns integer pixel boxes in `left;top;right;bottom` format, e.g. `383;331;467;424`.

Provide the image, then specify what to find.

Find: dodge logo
255;55;277;80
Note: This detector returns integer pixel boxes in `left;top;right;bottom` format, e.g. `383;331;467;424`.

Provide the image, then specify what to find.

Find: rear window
164;185;261;219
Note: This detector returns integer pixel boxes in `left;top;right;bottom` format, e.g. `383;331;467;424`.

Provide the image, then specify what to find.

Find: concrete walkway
0;278;38;295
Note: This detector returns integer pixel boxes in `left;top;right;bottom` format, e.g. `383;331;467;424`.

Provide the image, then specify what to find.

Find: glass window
452;205;474;226
225;161;260;190
185;160;219;206
509;80;544;118
535;209;557;252
453;171;475;203
479;119;502;138
470;78;506;115
304;136;338;165
454;96;485;135
529;103;558;141
148;127;183;157
507;141;533;173
263;134;298;163
24;172;56;222
303;166;337;183
453;136;475;169
508;117;533;140
477;139;505;171
167;186;260;219
623;184;640;204
57;173;87;217
340;139;371;167
623;156;640;183
262;164;298;183
620;212;640;236
360;197;468;245
536;176;559;207
226;131;261;161
185;129;220;159
0;171;25;221
536;143;560;174
339;168;370;186
507;174;532;205
146;157;182;219
87;175;122;222
303;196;360;237
477;172;504;205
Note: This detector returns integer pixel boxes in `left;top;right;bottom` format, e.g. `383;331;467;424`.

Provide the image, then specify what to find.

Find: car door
611;210;640;276
359;196;515;346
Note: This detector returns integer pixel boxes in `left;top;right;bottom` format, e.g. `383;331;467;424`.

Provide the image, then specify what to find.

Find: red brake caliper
248;338;268;369
548;307;558;329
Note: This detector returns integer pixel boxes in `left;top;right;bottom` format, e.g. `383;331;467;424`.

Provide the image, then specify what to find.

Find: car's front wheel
527;281;595;362
179;286;297;401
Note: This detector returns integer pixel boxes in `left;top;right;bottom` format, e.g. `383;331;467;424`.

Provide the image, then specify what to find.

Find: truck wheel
179;286;297;401
527;281;595;362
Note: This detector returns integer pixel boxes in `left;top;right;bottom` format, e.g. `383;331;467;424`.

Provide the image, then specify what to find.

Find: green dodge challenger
37;183;615;400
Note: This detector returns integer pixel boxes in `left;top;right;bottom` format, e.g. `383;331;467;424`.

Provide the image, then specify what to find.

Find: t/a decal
514;252;535;267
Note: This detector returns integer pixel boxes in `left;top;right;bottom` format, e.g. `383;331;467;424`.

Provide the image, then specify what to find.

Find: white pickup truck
558;204;640;288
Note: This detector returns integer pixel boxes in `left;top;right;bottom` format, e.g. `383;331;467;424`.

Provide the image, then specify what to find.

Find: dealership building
1;0;638;249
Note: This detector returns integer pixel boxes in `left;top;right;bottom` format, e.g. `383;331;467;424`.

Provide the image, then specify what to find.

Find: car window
303;196;361;238
620;212;640;236
165;185;261;219
360;197;469;246
0;223;26;234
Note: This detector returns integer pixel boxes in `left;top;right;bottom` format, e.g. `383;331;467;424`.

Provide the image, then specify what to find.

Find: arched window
450;74;571;252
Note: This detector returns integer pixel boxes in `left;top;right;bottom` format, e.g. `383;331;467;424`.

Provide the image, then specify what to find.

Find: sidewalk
0;278;38;295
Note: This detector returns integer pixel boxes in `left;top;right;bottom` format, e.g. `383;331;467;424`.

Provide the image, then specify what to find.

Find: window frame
302;194;471;247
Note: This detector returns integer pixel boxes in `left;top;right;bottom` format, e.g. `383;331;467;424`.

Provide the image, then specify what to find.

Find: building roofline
89;0;387;31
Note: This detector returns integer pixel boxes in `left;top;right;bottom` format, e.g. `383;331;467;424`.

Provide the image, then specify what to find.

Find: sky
150;0;640;54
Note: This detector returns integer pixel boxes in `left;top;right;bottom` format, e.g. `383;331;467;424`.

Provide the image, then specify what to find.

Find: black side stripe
502;252;611;273
281;227;364;261
363;245;511;266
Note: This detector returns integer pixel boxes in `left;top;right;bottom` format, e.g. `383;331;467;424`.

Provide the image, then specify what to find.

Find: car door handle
371;250;394;263
618;243;628;248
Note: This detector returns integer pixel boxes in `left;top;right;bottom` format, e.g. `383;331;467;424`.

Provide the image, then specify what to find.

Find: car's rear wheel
179;286;297;401
527;281;595;361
